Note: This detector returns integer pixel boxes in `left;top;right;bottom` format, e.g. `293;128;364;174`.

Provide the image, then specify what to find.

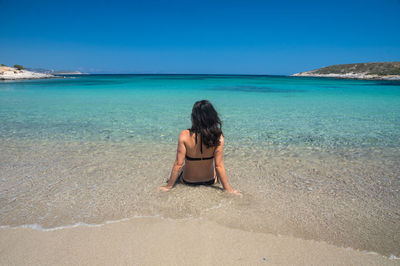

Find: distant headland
0;64;86;80
292;62;400;80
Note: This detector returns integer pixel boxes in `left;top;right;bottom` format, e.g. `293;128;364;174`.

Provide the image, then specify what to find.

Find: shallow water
0;75;399;256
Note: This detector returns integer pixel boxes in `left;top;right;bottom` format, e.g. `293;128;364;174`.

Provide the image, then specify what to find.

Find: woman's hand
157;185;172;192
227;188;242;196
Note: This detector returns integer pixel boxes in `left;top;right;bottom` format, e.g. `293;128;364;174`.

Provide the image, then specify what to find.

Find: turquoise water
1;75;400;256
1;75;400;149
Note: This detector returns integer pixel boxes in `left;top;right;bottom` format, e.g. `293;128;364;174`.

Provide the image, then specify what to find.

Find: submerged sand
0;217;398;266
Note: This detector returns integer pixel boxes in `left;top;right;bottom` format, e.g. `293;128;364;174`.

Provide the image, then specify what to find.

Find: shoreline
291;62;400;80
0;66;56;80
291;73;400;80
1;139;399;257
0;76;61;81
1;217;398;266
0;66;84;80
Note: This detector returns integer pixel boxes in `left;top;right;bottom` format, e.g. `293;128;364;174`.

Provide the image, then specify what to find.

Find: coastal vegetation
13;64;24;70
293;62;400;80
313;62;400;75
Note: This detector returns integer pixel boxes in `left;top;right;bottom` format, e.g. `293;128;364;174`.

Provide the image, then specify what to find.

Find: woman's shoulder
217;134;224;146
179;129;191;139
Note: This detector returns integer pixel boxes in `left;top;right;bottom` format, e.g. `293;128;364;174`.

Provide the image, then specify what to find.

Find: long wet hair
189;100;222;152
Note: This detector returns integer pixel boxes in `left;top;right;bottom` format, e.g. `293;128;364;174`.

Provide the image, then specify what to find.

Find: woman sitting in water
158;100;241;196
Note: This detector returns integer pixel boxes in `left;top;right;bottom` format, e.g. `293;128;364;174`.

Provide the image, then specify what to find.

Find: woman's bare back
182;130;215;182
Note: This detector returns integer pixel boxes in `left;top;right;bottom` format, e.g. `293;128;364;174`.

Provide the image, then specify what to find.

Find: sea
0;74;399;256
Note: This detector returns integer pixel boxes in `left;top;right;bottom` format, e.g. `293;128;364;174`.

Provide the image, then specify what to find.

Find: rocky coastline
292;62;400;80
0;66;56;80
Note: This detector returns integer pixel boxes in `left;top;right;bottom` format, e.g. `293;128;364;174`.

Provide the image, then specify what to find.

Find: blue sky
1;0;399;74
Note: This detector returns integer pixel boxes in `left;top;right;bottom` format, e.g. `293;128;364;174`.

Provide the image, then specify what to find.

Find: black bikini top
186;128;214;161
185;154;214;161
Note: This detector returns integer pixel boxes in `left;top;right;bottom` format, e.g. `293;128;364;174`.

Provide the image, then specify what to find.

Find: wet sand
1;217;399;266
1;140;399;257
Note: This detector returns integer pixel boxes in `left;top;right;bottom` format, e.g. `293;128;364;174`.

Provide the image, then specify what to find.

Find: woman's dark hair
190;100;222;152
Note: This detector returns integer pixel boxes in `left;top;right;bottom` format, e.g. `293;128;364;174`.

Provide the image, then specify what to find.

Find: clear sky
1;0;399;74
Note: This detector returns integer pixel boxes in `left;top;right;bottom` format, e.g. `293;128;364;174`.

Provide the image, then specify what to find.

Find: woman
158;100;241;196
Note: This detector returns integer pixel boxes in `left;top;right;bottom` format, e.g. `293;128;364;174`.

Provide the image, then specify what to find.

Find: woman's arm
214;135;242;196
158;130;186;191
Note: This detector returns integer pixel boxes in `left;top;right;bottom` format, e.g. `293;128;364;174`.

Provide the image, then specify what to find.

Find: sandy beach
1;217;398;266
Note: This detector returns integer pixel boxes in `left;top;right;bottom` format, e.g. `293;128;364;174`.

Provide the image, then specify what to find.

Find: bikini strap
200;134;203;154
189;128;202;154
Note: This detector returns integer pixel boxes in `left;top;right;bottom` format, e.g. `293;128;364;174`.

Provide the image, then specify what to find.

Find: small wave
0;215;162;232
